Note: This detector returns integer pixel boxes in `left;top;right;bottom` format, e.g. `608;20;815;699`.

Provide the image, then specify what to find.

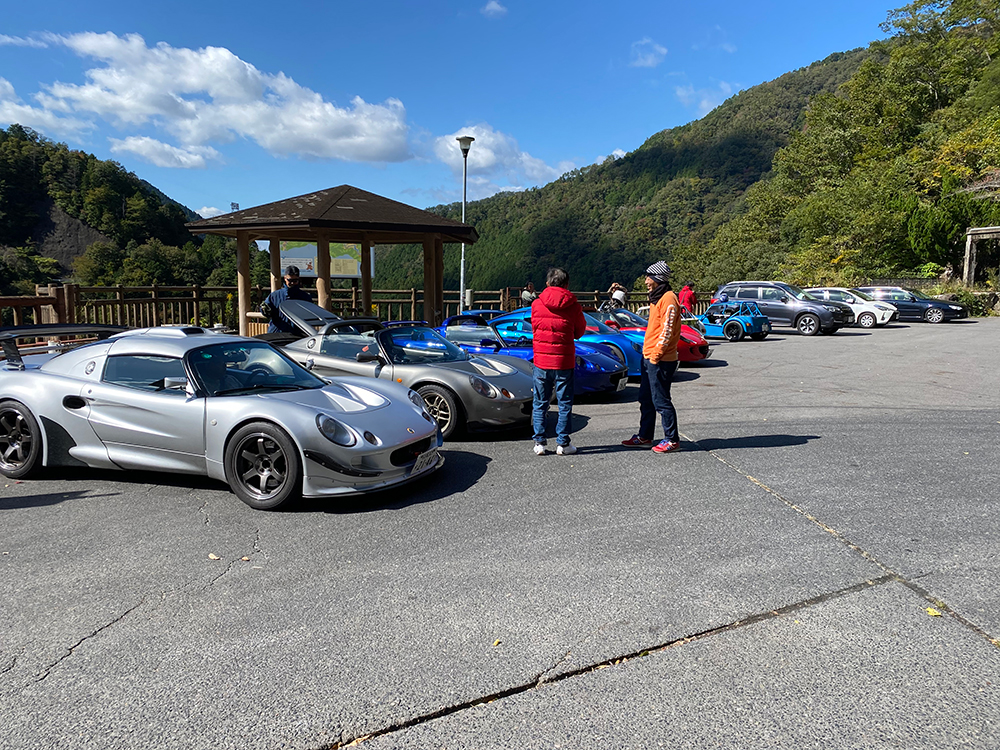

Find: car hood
249;379;399;414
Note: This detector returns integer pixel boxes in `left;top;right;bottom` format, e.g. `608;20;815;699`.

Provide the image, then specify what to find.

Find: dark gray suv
713;281;855;336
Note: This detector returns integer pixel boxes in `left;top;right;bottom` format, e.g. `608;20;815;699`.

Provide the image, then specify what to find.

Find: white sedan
804;287;898;328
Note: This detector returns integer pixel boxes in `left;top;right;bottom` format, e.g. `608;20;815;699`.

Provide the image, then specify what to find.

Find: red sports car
595;308;712;364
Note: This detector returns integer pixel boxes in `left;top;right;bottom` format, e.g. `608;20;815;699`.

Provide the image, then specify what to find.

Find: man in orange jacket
621;260;682;453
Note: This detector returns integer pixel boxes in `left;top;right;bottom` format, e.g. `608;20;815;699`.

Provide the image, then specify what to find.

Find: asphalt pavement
2;318;998;749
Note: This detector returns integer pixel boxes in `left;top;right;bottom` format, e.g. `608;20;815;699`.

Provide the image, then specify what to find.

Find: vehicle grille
390;437;432;467
610;372;627;386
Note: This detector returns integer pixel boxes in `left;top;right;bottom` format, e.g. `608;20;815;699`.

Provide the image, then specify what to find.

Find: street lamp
456;135;474;312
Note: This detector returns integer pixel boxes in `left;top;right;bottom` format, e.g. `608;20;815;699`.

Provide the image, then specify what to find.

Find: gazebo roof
185;184;478;244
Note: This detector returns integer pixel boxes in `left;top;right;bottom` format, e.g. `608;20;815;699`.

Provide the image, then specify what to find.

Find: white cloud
22;32;410;166
675;80;735;116
629;38;667;68
198;206;225;218
0;77;89;135
0;34;49;48
432;124;574;199
481;1;508;18
594;148;626;164
109;136;221;168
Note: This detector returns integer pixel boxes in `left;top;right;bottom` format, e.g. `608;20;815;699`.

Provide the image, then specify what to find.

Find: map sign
279;241;374;279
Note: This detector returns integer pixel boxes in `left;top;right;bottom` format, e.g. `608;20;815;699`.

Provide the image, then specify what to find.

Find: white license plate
763;323;771;331
411;449;438;474
616;376;628;391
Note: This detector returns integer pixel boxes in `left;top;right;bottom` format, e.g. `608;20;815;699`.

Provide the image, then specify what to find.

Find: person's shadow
575;433;819;455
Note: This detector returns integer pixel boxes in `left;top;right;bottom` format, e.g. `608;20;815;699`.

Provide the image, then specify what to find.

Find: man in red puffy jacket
530;267;587;456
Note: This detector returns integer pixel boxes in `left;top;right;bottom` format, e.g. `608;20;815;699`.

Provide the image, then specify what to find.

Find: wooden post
66;284;77;324
360;233;372;317
434;236;444;321
151;282;160;326
116;285;124;326
269;236;282;291
410;288;417;320
237;231;251;336
316;234;331;311
963;231;976;286
422;235;437;325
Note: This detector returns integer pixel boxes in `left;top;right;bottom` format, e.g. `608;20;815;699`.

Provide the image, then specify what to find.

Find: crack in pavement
319;575;901;749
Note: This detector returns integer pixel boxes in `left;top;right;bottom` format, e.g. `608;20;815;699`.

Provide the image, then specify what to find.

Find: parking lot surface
2;319;998;749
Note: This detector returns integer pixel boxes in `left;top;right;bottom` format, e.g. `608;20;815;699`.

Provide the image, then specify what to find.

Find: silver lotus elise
274;303;533;439
0;325;443;510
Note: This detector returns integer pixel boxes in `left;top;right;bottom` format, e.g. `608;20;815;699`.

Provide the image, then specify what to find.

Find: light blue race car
697;301;771;342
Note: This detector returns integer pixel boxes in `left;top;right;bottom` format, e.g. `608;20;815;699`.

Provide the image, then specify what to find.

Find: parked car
0;324;443;510
599;307;712;353
437;314;628;396
632;305;707;336
492;309;645;376
804;287;898;328
697;301;771;341
712;281;855;336
852;286;968;323
276;311;534;439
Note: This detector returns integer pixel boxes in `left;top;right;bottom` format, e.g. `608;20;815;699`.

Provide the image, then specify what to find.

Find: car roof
107;327;254;358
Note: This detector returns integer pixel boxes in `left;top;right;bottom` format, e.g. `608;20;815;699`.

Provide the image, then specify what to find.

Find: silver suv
714;281;855;336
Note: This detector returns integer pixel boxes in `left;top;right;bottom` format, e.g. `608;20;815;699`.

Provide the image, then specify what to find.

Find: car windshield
442;323;497;347
908;288;934;299
781;284;818;301
376;326;470;364
189;341;324;396
850;289;875;301
583;313;619;334
612;309;648;326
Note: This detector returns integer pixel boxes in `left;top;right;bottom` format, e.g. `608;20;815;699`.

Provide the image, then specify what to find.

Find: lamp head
456;135;475;156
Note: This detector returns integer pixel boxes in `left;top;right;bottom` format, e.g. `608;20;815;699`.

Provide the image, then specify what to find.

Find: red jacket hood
538;285;578;311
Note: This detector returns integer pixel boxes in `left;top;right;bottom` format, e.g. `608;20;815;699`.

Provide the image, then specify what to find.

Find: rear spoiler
0;324;126;370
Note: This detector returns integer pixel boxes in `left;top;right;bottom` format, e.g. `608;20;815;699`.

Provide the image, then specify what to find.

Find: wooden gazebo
186;185;478;335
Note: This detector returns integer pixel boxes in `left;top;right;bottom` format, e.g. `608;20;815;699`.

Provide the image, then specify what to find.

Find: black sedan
853;287;968;323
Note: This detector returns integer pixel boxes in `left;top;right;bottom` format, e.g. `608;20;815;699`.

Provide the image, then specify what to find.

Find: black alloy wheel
0;401;42;479
723;321;744;342
224;422;301;510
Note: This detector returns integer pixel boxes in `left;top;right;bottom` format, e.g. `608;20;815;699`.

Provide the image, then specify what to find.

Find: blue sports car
490;310;645;377
697;301;771;342
437;315;628;395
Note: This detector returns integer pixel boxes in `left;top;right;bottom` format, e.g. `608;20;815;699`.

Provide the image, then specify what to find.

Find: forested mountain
375;49;870;291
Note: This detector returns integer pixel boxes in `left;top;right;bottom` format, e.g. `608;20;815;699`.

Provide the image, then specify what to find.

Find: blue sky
1;0;891;218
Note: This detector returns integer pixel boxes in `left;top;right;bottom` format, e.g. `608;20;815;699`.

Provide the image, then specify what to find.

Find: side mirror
303;357;315;371
908;295;917;302
163;376;188;391
779;296;788;303
480;338;502;349
356;351;384;364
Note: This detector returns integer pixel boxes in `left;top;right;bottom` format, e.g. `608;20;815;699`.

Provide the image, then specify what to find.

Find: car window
888;291;910;301
103;355;187;393
444;325;494;346
499;319;531;334
825;290;845;301
760;287;784;300
377;327;470;364
320;334;374;359
736;286;758;299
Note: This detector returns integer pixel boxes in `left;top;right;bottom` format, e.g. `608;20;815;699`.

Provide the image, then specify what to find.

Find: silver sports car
0;324;443;510
274;303;533;439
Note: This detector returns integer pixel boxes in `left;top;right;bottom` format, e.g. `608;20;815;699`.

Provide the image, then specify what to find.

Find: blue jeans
638;358;678;442
532;367;575;447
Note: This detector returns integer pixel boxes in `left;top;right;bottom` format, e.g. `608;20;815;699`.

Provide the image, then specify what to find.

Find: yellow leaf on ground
926;607;942;617
492;639;502;647
208;553;220;560
241;556;250;561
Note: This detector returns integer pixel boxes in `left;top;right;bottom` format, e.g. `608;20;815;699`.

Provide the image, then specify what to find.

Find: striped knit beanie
645;260;672;283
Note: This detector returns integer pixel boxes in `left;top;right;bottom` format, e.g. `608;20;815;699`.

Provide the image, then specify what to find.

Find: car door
881;290;921;320
748;286;783;325
301;335;383;379
85;354;207;473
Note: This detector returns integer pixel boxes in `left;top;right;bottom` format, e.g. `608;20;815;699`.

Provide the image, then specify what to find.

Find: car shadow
0;488;99;510
303;449;491;514
684;358;730;368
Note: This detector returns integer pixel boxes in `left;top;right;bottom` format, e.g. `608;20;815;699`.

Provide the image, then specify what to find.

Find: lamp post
456;135;474;312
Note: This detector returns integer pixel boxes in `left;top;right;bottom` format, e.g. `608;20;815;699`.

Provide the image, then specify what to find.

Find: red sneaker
651;440;681;453
621;434;653;446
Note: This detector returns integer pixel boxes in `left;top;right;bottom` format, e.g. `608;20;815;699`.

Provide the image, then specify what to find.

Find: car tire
224;422;301;510
417;384;463;439
749;332;768;341
924;307;945;323
723;321;744;342
857;312;877;328
796;313;820;336
0;400;43;479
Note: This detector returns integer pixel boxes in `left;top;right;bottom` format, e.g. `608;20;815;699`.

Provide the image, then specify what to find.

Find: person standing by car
531;268;587;456
262;266;313;333
679;282;697;313
622;260;682;453
521;282;538;307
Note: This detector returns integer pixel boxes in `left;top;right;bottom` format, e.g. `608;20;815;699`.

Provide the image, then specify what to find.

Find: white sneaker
533;443;548;456
556;444;577;456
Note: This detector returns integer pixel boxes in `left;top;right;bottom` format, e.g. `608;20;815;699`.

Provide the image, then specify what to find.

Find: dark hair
546;267;569;288
284;265;300;277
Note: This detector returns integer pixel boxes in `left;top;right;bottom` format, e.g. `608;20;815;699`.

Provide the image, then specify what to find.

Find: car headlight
317;414;357;447
679;334;695;344
631;341;642;353
605;346;625;364
874;304;891;311
822;305;839;313
948;304;962;310
576;355;599;372
407;389;426;410
470;375;498;399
